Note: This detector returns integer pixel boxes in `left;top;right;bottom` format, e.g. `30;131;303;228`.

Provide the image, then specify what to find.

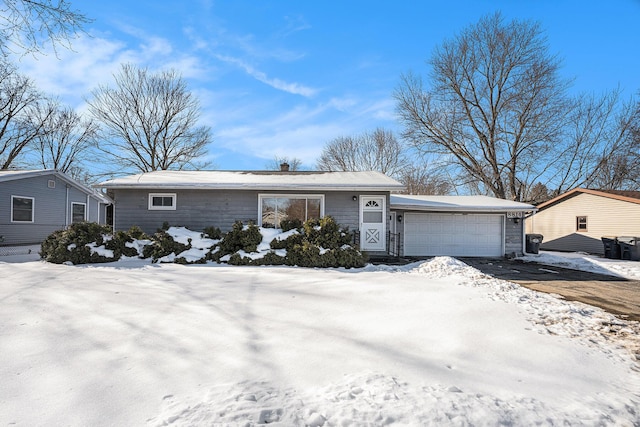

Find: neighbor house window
259;194;324;228
71;202;86;223
148;193;176;210
11;196;34;223
576;216;588;232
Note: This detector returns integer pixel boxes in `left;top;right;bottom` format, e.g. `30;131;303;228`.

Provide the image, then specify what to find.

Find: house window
259;194;324;228
148;193;176;210
72;203;86;223
576;216;588;232
11;196;34;222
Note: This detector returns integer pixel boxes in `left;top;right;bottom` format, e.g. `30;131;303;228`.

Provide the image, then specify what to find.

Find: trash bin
617;236;640;261
601;236;621;259
525;234;544;254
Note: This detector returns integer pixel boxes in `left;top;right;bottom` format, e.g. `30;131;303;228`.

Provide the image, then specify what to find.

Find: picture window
259;194;324;228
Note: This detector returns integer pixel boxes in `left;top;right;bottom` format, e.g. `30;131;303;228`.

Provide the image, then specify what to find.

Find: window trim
258;194;325;227
11;195;35;223
71;202;87;223
148;193;177;210
576;215;588;232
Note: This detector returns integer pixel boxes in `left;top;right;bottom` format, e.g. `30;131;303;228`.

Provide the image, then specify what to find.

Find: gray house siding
1;174;63;245
111;189;388;235
1;172;111;246
505;217;524;255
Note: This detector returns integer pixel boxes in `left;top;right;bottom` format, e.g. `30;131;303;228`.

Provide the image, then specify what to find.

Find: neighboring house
97;170;535;257
95;170;404;255
390;195;535;257
0;170;112;246
526;188;640;254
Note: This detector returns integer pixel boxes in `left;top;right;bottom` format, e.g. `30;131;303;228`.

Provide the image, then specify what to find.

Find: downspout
65;184;70;227
522;214;526;254
87;194;90;221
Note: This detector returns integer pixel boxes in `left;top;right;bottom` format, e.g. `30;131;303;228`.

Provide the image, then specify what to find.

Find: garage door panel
404;213;504;257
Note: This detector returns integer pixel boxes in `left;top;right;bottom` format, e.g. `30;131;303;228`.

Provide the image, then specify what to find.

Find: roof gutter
95;184;405;192
390;205;536;213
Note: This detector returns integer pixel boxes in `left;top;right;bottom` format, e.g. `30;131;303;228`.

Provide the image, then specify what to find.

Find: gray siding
112;189;382;235
0;173;108;246
505;217;524;255
1;174;68;245
526;193;640;254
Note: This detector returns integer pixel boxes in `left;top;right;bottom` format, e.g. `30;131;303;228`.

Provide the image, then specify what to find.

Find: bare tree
0;0;91;56
87;64;212;173
395;13;640;200
400;163;452;195
31;99;98;174
317;128;410;176
265;156;304;171
395;13;573;201
0;59;48;169
553;91;638;192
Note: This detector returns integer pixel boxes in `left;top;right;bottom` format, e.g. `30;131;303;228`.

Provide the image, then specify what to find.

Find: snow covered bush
203;226;222;240
302;217;353;250
210;221;262;262
271;216;366;268
40;218;366;268
40;222;144;264
142;229;190;262
279;218;303;232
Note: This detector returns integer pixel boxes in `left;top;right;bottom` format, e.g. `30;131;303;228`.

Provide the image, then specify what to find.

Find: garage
404;213;504;257
390;194;536;258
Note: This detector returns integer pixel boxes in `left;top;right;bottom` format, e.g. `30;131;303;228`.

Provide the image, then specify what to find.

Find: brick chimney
280;162;290;172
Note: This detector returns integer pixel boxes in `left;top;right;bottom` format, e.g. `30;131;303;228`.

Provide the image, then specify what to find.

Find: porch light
352;196;358;201
397;215;403;222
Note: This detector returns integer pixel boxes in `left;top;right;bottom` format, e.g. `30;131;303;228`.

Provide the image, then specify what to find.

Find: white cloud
214;54;317;97
278;15;312;38
13;31;209;109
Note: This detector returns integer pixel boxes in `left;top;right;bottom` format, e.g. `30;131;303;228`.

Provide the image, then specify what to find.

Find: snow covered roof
96;170;405;192
390;194;536;212
0;169;112;203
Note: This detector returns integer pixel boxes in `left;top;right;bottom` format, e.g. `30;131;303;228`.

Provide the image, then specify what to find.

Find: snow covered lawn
1;256;639;425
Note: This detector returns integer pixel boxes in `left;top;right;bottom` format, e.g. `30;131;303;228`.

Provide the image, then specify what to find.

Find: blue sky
12;0;640;171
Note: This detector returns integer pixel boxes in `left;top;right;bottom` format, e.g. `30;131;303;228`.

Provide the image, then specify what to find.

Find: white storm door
360;196;386;251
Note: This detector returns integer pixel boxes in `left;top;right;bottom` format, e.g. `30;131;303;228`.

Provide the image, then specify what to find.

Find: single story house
96;170;404;254
390;194;535;257
0;169;112;246
526;188;640;254
97;170;535;257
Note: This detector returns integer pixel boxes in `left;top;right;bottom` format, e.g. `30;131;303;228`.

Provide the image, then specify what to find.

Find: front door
360;196;386;252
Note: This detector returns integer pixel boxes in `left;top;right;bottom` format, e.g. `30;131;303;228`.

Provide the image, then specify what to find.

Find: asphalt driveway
462;258;640;322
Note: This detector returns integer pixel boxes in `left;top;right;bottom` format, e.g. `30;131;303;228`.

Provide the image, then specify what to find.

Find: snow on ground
520;250;640;280
0;254;639;426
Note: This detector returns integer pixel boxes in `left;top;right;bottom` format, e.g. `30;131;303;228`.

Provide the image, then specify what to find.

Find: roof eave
1;169;112;203
97;183;404;192
536;188;640;210
390;204;536;213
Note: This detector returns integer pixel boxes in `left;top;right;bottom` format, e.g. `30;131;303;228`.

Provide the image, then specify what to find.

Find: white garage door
404;213;504;257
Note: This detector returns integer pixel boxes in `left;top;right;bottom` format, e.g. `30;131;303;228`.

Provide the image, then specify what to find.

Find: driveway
462;258;640;322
